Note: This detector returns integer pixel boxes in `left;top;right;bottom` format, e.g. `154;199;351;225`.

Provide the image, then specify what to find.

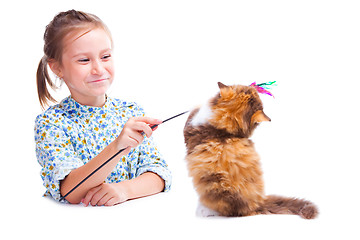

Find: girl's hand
81;182;128;206
115;117;162;154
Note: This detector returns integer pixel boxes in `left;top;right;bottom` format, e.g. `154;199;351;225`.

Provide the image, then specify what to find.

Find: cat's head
209;82;271;137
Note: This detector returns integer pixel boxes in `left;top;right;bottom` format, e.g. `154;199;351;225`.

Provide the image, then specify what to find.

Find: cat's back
184;116;263;201
184;107;259;167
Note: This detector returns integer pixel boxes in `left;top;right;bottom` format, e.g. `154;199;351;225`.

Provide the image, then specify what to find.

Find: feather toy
250;81;277;98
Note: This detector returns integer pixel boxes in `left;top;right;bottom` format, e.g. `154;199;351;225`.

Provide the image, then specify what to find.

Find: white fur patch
196;202;220;217
190;101;213;126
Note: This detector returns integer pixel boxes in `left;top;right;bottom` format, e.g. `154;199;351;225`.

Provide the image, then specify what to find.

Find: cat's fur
183;82;318;219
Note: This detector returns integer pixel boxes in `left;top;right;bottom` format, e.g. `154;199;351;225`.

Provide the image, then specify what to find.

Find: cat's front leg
196;202;220;217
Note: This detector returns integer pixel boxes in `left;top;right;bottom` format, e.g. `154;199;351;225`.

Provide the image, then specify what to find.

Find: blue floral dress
34;96;172;202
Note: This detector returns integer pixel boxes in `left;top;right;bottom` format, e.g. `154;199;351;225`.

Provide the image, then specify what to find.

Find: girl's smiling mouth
89;77;110;83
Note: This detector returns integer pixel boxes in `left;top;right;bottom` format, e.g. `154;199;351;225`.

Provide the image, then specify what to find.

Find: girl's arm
124;172;165;199
81;172;165;206
60;117;162;204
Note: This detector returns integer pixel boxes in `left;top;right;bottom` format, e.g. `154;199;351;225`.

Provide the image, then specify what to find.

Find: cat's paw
196;203;220;217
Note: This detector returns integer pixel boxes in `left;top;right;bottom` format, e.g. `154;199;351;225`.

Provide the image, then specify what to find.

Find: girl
35;10;171;206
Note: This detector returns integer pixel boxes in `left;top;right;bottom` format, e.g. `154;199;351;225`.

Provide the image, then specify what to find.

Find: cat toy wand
59;110;189;202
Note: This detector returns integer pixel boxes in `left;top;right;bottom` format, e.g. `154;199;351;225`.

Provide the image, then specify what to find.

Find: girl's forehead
63;28;112;55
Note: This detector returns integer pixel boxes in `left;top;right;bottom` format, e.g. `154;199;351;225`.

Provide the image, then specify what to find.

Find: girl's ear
251;110;271;124
48;60;63;78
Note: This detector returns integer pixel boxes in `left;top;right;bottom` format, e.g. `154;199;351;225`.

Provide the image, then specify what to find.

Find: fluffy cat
183;82;318;219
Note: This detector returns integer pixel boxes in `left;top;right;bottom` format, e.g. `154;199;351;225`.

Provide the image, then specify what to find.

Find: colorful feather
250;81;276;98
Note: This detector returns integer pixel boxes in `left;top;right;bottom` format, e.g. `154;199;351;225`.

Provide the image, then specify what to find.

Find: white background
1;0;359;239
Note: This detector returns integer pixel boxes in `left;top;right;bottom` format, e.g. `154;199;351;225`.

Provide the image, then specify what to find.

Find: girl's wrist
115;180;132;201
113;137;130;156
113;136;123;150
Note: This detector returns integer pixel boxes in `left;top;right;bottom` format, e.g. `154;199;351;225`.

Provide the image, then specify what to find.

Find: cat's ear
251;110;271;123
218;82;228;89
218;82;229;97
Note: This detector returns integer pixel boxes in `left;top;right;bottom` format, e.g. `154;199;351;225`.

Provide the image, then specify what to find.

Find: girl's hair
36;10;112;109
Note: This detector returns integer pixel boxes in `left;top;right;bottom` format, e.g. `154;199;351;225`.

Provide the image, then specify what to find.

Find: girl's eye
78;58;90;63
102;54;111;60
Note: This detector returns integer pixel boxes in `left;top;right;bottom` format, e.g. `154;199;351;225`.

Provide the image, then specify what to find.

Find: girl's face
56;28;114;106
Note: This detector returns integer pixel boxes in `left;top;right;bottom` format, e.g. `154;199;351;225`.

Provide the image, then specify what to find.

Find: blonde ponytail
36;56;58;109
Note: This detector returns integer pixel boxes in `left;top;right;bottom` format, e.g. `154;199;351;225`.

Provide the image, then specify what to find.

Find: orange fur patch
185;138;265;216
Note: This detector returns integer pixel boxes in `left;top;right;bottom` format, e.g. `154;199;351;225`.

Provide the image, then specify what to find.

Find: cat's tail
260;195;319;219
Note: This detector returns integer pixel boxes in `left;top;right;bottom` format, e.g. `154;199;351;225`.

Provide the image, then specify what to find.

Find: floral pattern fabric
34;96;171;202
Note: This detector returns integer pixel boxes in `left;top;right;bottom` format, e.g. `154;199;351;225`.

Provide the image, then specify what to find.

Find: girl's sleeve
34;115;84;202
129;103;172;192
136;136;172;192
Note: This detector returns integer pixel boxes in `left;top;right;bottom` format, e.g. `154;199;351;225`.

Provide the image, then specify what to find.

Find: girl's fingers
140;123;152;138
90;187;108;206
118;117;162;150
133;117;162;137
133;117;162;125
104;194;127;206
97;193;112;206
82;185;102;206
104;197;117;206
130;121;153;138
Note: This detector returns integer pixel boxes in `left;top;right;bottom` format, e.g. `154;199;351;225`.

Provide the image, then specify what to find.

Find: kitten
183;82;318;219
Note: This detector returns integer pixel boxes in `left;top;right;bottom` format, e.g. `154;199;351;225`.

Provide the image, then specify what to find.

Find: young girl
35;10;171;206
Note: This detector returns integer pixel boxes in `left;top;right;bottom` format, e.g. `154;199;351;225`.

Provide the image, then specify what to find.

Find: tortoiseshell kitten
183;82;318;219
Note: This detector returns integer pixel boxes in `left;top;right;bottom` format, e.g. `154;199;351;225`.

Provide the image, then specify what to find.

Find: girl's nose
91;60;105;75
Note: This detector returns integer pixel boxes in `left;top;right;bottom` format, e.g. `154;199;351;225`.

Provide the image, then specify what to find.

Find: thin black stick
150;110;189;129
59;110;189;202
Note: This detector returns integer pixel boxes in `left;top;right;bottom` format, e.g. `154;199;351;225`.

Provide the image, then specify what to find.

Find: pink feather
250;82;275;98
